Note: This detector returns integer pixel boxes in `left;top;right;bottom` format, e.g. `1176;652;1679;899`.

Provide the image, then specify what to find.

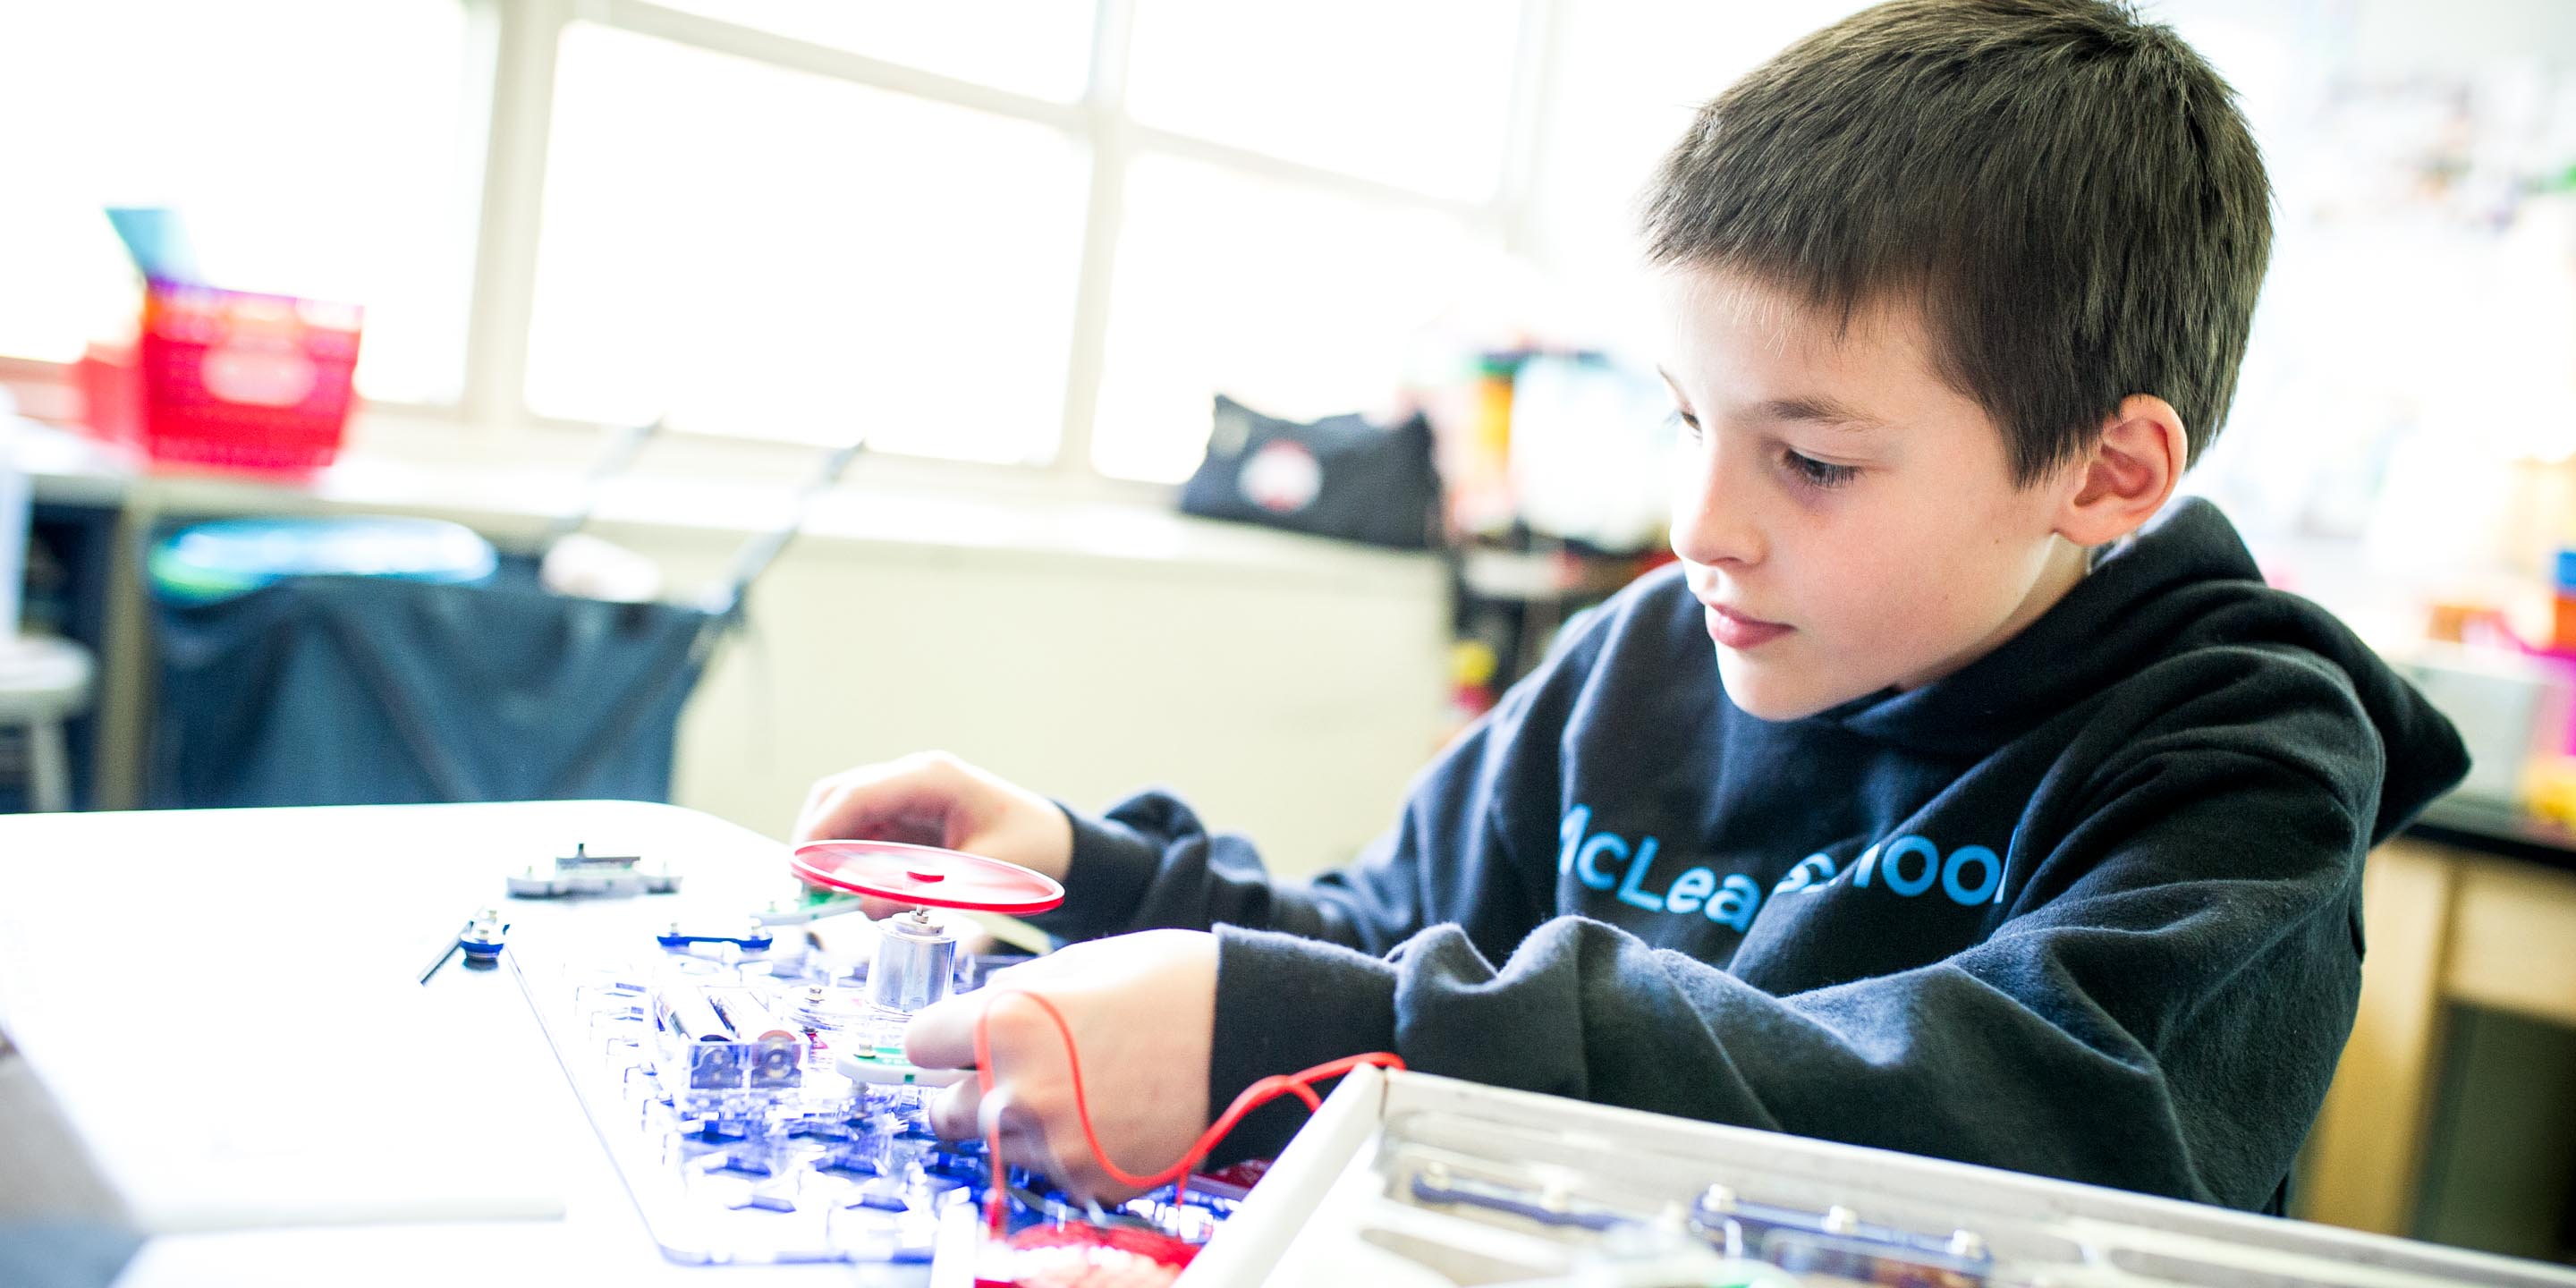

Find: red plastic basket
77;281;362;474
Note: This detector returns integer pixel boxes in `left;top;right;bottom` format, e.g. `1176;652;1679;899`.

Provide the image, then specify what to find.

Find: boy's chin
1714;652;1865;723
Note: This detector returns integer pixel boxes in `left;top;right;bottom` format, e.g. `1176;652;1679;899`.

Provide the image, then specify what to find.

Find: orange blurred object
2426;598;2478;644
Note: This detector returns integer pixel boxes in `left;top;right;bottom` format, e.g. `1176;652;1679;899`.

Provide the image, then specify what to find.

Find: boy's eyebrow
1750;395;1889;432
1655;367;1888;433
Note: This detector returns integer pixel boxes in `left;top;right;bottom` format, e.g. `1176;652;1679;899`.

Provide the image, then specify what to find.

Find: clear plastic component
514;913;1236;1267
521;945;987;1263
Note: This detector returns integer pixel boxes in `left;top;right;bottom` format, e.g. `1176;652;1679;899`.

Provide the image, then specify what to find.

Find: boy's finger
975;1089;1080;1186
902;993;983;1070
794;758;954;845
928;1084;1050;1179
797;773;900;843
926;1077;984;1140
793;768;870;842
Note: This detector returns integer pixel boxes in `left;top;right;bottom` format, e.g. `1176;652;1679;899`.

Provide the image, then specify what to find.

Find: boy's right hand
792;751;1074;918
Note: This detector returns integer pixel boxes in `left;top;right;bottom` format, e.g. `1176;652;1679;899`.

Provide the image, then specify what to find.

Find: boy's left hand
903;929;1216;1203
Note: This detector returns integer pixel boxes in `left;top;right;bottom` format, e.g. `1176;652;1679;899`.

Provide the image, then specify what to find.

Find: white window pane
526;23;1089;461
1125;0;1523;202
1093;154;1502;483
0;0;475;404
648;0;1094;103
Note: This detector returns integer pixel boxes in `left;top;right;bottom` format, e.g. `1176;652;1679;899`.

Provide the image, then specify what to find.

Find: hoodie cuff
1204;924;1400;1165
1019;803;1164;943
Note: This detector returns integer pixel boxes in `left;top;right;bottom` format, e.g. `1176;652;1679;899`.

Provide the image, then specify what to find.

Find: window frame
6;0;1565;497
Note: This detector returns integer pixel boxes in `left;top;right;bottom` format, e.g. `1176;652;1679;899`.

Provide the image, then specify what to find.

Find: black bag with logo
1178;395;1443;549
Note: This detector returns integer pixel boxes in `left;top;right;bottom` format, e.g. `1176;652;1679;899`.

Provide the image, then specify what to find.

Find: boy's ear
2055;394;2186;547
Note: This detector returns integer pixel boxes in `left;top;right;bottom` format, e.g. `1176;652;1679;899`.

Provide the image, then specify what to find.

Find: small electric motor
867;908;958;1015
790;839;1065;1090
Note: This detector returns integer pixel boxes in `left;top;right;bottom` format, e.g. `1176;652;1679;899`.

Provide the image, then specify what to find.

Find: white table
0;800;919;1286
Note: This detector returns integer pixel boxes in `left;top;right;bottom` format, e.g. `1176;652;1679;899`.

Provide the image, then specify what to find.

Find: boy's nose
1670;452;1767;569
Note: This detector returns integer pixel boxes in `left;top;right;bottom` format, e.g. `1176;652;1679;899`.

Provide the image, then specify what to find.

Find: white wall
586;494;1454;877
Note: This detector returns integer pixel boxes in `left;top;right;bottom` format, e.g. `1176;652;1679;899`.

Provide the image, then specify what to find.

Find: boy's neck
2007;536;2093;642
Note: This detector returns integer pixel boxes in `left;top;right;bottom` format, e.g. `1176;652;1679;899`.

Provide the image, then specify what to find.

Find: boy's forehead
1655;263;1945;398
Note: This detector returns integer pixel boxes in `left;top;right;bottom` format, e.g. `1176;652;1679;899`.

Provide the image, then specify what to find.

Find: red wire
969;988;1403;1233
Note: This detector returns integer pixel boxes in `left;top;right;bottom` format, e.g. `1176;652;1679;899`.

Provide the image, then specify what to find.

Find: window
1123;0;1523;204
0;0;479;405
1092;155;1502;482
524;21;1089;459
1089;0;1528;481
0;0;1541;485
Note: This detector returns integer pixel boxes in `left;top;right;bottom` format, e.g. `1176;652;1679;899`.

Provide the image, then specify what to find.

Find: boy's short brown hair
1641;0;2270;485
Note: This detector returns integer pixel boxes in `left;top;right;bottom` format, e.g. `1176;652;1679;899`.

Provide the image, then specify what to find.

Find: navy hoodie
1027;499;2469;1212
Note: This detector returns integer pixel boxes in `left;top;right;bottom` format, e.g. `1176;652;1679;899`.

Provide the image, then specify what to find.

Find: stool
0;636;95;813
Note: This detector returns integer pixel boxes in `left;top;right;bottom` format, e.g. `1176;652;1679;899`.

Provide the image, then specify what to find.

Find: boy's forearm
1202;926;1402;1165
1017;804;1167;942
1017;792;1413;950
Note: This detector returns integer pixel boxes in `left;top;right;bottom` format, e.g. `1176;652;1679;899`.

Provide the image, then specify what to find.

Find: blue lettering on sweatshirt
1665;867;1718;913
1708;873;1761;931
1558;805;1630;894
1560;806;2007;927
1773;852;1837;894
1615;837;1665;911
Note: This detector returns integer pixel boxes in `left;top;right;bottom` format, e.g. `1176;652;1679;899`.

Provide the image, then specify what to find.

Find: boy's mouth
1703;603;1792;650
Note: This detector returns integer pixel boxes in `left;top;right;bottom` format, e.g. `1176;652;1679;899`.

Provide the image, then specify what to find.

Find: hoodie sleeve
1204;656;2430;1210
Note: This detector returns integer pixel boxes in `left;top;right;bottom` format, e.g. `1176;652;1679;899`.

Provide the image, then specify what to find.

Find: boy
797;0;2467;1215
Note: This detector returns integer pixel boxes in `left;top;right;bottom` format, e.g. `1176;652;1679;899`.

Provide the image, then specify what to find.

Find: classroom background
4;0;2575;1269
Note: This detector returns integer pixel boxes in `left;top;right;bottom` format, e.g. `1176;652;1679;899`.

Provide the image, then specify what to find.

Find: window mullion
602;0;1084;131
1052;0;1140;480
462;0;569;431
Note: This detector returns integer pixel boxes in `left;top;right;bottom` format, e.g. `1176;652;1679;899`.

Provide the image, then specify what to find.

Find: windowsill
9;402;1442;595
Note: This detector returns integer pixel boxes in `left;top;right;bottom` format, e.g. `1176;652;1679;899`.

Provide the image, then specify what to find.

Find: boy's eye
1666;408;1701;437
1784;449;1860;489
